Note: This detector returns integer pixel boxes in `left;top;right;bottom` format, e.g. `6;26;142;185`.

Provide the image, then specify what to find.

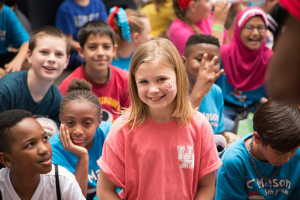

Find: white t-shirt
0;164;85;200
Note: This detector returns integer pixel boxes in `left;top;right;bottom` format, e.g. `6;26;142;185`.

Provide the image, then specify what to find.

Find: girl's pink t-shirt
169;12;227;56
97;111;222;199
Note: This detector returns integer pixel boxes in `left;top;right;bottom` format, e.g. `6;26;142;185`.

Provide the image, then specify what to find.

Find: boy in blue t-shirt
182;34;225;134
216;100;300;199
0;26;70;137
0;1;29;78
55;0;107;69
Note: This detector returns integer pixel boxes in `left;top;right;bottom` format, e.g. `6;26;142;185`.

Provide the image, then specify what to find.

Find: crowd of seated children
0;109;85;199
58;21;131;123
140;0;175;38
215;6;273;132
1;0;300;199
0;0;29;78
0;26;70;137
55;0;108;69
109;7;151;71
50;79;112;200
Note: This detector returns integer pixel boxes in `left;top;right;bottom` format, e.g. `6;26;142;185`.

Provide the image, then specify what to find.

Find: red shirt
59;65;131;122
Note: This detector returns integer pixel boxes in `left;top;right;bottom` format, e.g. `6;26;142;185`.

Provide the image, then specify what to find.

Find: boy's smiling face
27;35;69;82
78;33;117;74
185;43;220;79
7;118;52;174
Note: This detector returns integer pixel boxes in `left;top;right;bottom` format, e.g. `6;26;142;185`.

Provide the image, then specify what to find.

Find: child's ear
188;0;197;13
77;46;85;59
64;55;70;69
26;49;32;64
253;131;262;145
98;115;103;127
0;153;13;168
181;56;187;67
113;44;118;55
132;32;139;43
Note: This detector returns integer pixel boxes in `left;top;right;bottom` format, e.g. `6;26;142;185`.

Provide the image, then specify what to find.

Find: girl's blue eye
158;78;166;82
140;80;148;84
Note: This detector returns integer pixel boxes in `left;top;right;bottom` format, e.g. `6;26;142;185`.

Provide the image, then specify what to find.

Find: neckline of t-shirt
145;117;178;129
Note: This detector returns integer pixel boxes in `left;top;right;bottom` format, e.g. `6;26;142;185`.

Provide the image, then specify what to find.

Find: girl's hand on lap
59;124;88;158
213;0;231;26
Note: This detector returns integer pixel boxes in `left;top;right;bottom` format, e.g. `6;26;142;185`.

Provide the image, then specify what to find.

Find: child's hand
190;54;224;109
235;0;248;16
59;124;88;158
213;0;232;26
0;68;8;78
195;54;224;96
4;59;22;73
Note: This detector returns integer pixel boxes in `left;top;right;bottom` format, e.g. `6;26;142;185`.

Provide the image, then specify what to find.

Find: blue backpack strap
55;164;61;200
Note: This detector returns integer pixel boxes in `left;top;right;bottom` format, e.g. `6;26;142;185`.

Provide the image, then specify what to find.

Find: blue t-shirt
50;121;112;199
0;70;62;123
215;61;266;109
215;134;300;200
198;84;225;134
111;53;134;71
55;0;107;66
0;5;29;54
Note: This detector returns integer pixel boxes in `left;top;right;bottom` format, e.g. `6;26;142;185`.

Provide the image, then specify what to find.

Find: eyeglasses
243;24;266;33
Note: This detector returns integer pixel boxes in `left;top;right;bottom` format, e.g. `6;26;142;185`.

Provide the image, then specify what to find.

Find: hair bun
66;79;92;93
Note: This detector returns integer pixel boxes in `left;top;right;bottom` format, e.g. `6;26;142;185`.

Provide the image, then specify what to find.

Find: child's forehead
86;33;113;44
189;43;220;55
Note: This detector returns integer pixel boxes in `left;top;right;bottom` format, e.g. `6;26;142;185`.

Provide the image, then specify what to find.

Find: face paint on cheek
165;83;173;91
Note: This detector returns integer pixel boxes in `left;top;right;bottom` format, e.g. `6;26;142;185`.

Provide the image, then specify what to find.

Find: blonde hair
172;0;200;33
109;8;148;48
125;38;194;129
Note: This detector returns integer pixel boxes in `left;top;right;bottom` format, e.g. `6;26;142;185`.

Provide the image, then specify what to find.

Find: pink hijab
221;7;273;92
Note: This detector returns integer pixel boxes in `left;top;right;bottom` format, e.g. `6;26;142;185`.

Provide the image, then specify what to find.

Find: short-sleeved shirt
0;5;29;54
0;70;62;123
169;13;227;56
215;134;300;199
0;165;85;200
98;112;222;199
50;121;112;199
199;84;225;134
58;65;131;122
55;0;107;65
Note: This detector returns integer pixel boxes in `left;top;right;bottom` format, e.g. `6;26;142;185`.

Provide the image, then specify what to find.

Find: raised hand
213;0;232;26
190;53;224;109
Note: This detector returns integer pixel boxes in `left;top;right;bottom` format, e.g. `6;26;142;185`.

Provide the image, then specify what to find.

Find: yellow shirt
140;0;175;38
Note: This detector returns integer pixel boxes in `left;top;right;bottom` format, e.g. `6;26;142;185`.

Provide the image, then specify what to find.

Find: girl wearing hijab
215;7;273;132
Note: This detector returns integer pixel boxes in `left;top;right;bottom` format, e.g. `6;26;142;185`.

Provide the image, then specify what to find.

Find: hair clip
109;6;131;43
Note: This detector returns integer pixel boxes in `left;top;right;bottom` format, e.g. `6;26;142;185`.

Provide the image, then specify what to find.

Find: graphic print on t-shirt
177;145;194;169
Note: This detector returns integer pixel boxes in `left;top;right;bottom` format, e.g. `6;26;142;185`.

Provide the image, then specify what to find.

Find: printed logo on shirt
202;111;219;128
177;145;194;169
230;88;247;103
0;30;5;41
246;177;291;197
88;168;100;183
74;13;100;28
